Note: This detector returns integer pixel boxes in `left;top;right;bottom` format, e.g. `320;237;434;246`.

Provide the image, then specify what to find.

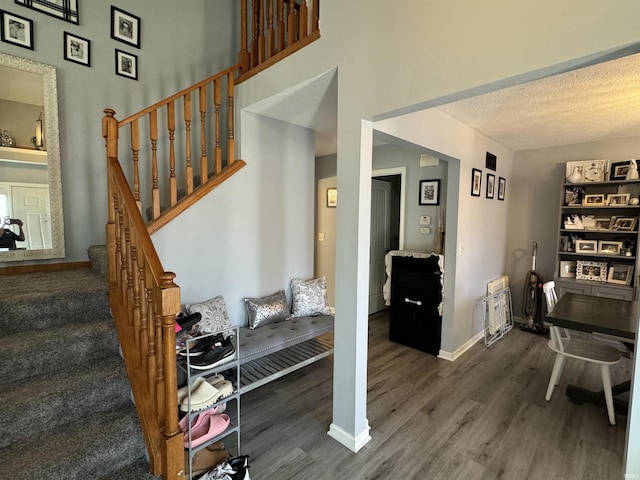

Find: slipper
180;379;234;412
177;377;204;404
178;403;227;433
184;413;230;448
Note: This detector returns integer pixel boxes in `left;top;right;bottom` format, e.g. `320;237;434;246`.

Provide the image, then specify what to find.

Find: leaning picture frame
14;0;78;25
559;260;576;278
611;216;638;231
0;10;33;50
607;263;634;285
63;31;90;67
576;260;608;282
582;194;606;206
607;193;630;206
598;240;623;255
419;179;440;205
575;239;598;254
111;6;140;48
610;160;631;181
471;168;482;197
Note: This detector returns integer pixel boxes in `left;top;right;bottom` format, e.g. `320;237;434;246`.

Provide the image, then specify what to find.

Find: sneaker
190;338;236;371
179;333;225;357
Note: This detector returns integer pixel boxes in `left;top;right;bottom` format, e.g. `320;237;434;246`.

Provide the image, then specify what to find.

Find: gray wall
0;0;238;265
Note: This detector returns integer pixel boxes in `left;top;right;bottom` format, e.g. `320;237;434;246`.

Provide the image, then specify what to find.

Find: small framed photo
611;216;638;231
498;177;506;201
111;6;140;48
486;173;495;199
326;188;337;208
63;32;90;67
583;194;606;206
0;10;33;50
576;260;608;282
471;168;482;197
598;240;623;255
115;49;138;80
610;161;631;181
594;217;612;230
607;193;630;206
608;263;634;285
419;179;440;206
575;239;598;254
560;260;577;278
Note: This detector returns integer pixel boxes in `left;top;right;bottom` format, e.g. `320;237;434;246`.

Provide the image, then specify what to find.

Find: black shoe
190;338;236;370
176;311;202;331
179;333;224;357
228;455;250;471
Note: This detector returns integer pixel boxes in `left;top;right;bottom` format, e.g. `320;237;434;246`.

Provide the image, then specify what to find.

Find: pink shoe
179;403;227;433
184;413;230;448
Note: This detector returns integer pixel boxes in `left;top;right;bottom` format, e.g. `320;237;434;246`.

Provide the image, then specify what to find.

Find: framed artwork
559;260;576;278
63;31;90;67
582;194;605;206
598;240;623;255
419;179;440;206
611;217;638;231
559;235;569;252
610;160;631;181
485;152;496;171
565;160;606;183
607;263;634;285
111;6;140;48
471;168;482;197
14;0;78;24
575;239;598;254
594;217;611;230
326;188;337;208
606;193;630;206
0;10;33;49
486;173;495;199
576;260;608;282
498;177;506;201
115;49;138;80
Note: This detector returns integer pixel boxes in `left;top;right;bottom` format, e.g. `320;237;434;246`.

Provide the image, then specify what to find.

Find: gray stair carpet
0;268;160;479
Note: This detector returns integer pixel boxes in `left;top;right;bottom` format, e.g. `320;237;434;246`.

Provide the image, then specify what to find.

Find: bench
236;314;334;394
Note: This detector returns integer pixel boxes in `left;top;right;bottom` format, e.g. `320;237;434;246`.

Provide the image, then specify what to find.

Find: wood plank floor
239;310;631;479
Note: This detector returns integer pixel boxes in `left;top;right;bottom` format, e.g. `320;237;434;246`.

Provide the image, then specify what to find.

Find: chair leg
545;354;566;401
600;365;616;426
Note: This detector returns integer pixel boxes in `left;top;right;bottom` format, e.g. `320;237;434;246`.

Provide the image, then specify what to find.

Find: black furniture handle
404;297;422;306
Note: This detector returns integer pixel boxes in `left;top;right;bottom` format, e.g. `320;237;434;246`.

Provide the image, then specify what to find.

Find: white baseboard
438;330;484;361
327;421;371;453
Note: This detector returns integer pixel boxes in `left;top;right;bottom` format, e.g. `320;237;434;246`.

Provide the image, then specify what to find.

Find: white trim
438;330;484;361
327;420;371;453
372;166;406;249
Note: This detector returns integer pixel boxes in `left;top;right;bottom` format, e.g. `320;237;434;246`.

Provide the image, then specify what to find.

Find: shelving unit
179;327;241;480
554;175;640;301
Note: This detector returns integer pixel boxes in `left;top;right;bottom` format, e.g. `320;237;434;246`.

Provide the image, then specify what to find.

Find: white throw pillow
185;295;231;333
290;276;331;317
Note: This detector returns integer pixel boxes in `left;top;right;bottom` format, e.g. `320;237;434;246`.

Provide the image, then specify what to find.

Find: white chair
542;281;622;425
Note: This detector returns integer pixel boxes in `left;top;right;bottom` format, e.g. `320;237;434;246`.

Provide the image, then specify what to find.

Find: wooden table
546;293;638;414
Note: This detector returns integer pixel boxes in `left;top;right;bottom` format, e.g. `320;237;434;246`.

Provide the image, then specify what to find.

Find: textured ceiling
438;53;640;151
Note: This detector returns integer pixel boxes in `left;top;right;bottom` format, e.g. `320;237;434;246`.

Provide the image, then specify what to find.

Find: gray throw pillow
244;289;291;329
290;276;331;317
185;295;231;334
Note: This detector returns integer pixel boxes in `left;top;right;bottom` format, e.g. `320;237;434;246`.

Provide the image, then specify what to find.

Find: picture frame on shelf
471;168;482;197
610;161;632;181
326;188;337;208
594;217;612;230
63;32;90;67
576;260;608;282
607;263;634;285
418;179;440;205
0;10;33;50
15;0;78;24
111;6;140;48
582;194;606;206
498;176;506;201
607;193;630;206
486;173;495;199
598;240;623;255
611;216;638;231
566;160;607;183
575;239;598;254
559;235;569;252
115;49;138;80
559;260;577;278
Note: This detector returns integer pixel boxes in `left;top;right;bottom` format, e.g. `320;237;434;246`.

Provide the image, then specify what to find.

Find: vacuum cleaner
521;241;548;334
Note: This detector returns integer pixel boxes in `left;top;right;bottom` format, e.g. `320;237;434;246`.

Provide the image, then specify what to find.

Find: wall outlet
318;232;325;241
419;227;430;234
419;215;431;225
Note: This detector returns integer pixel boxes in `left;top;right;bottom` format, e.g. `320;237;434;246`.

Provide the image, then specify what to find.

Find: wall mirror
0;53;64;262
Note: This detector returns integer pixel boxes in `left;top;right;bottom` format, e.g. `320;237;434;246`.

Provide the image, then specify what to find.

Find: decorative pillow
185;295;231;334
290;276;331;317
244;289;291;329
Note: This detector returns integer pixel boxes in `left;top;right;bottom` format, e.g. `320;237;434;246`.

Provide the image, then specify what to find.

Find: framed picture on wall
486;173;495;199
115;49;138;80
498;177;506;201
471;168;482;197
419;179;440;205
326;188;337;208
15;0;78;25
111;6;140;48
0;10;33;50
63;32;90;67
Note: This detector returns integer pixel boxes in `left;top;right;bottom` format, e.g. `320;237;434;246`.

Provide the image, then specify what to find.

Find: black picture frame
63;31;90;67
471;168;482;197
486;173;495;199
111;6;140;48
486;152;497;171
0;10;33;50
14;0;78;25
115;49;138;80
419;179;440;206
498;176;506;201
610;160;631;181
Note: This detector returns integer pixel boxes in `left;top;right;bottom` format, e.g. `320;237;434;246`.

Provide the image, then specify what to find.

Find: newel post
103;108;119;289
102;108;119;159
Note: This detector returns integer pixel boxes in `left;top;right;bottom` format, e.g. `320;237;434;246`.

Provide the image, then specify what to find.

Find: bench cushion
238;315;334;364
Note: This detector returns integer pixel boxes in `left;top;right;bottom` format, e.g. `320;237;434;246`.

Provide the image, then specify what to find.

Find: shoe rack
179;326;241;480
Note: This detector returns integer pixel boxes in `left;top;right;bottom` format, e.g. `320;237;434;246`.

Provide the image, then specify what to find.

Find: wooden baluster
258;0;266;63
131;243;146;375
184;93;193;194
130;119;141;212
239;0;250;73
149;110;160;219
214;78;222;174
136;251;148;379
277;0;285;52
227;73;235;166
251;0;259;68
299;0;308;38
167;101;177;207
312;0;319;32
267;0;274;57
199;85;208;184
145;269;156;394
287;0;296;45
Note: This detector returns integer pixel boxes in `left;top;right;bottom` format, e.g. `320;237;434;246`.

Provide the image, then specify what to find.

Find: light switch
419;227;430;234
318;233;325;241
420;215;431;225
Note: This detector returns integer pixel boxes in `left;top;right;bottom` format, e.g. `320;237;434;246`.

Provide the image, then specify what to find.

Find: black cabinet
389;255;442;355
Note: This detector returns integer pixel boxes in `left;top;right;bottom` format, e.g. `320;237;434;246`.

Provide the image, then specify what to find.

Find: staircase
0;263;159;479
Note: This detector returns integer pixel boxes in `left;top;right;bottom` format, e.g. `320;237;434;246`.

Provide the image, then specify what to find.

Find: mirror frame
0;53;65;262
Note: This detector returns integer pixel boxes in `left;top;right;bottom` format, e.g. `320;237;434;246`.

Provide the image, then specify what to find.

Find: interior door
369;179;391;314
11;185;51;250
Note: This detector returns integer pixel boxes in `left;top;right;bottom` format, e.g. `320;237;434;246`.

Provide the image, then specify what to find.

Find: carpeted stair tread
97;458;161;480
0;318;119;385
0;355;130;448
0;404;146;479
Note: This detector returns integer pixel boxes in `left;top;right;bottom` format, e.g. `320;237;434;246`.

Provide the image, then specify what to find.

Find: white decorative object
627;159;639;180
